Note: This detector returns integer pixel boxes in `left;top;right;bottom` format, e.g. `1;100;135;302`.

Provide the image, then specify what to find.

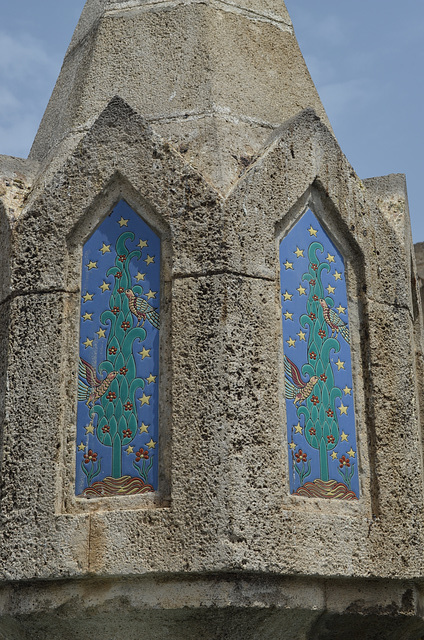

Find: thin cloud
0;31;59;157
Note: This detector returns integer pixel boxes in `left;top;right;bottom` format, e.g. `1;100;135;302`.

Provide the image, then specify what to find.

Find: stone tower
1;1;424;638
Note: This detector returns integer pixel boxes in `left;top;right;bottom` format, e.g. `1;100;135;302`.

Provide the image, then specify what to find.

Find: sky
0;0;422;241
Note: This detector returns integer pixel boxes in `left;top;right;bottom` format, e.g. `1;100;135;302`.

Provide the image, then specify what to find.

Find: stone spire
29;0;331;193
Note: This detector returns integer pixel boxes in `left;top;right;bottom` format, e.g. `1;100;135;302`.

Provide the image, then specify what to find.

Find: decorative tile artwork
76;200;160;497
280;209;359;500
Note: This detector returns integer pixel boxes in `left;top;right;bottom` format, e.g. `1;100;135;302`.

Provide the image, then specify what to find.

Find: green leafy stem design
297;241;343;482
89;231;147;479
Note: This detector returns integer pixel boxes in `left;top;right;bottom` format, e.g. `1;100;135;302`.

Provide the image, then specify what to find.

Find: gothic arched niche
280;208;359;500
76;199;160;497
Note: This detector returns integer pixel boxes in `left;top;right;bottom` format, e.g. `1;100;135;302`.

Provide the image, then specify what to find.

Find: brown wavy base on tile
294;479;358;500
79;475;154;498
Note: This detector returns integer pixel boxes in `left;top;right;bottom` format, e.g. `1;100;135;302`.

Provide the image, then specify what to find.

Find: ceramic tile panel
76;200;160;497
280;209;359;499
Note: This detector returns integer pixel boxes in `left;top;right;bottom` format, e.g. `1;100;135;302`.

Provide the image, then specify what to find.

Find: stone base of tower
1;574;423;639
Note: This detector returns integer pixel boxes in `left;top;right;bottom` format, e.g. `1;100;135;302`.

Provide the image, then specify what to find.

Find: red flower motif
326;408;334;417
124;401;133;411
318;329;326;339
109;347;117;355
135;448;149;462
112;306;120;315
121;321;130;331
120;366;128;375
313;294;319;301
327;434;335;444
311;395;319;405
118;255;127;262
106;391;116;401
102;425;110;433
295;449;307;464
123;429;132;438
118;287;124;294
309;428;316;436
83;449;97;464
309;351;317;360
311;263;318;271
320;374;327;382
309;312;316;320
310;279;316;286
339;455;350;468
115;271;122;279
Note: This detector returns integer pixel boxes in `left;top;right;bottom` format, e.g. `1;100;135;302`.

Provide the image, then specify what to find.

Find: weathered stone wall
0;99;423;638
0;0;423;637
415;242;424;310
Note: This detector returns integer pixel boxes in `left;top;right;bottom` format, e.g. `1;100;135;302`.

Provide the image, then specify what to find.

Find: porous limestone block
13;101;228;296
0;202;11;305
155;115;275;195
414;241;424;312
0;293;89;581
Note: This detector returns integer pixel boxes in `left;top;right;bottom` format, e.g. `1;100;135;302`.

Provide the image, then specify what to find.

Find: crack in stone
173;269;275;282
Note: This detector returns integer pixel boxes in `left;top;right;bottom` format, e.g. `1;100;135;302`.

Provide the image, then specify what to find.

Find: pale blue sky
0;1;422;241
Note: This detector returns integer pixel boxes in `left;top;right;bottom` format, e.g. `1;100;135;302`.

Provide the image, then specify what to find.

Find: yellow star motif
126;446;134;455
335;358;345;371
283;311;293;321
347;448;356;458
139;393;151;406
308;226;318;237
78;442;85;451
100;243;111;254
100;281;110;292
294;247;304;258
297;330;306;341
83;338;93;349
96;328;106;339
139;347;151;359
294;422;303;434
145;255;155;265
336;304;346;314
343;386;352;395
331;451;338;460
282;291;293;301
82;292;94;302
289;441;297;450
341;431;349;442
135;272;146;282
146;290;157;300
82;312;93;322
87;261;97;270
339;403;348;415
118;217;129;227
326;253;335;263
85;423;94;435
139;422;150;434
297;285;306;296
334;270;342;280
146;439;157;449
137;239;148;249
327;285;335;294
284;260;293;270
146;374;157;384
286;337;296;347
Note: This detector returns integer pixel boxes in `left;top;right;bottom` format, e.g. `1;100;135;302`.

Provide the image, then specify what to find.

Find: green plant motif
132;447;154;483
297;241;342;482
89;231;146;478
338;455;355;489
293;449;312;485
81;449;102;486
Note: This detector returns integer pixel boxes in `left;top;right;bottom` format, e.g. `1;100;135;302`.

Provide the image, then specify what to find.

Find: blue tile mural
280;209;359;500
76;200;160;497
